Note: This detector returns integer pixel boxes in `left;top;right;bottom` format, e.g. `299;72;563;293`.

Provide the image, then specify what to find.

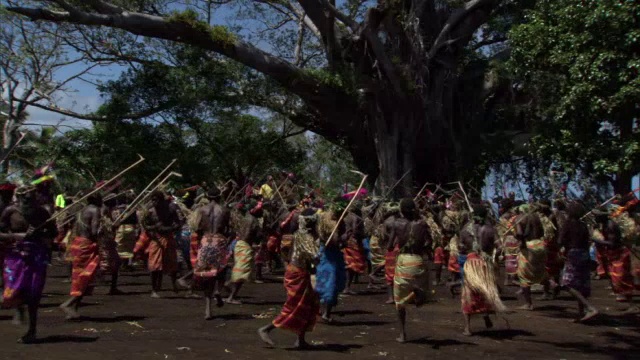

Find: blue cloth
458;254;468;283
363;237;371;261
315;244;346;306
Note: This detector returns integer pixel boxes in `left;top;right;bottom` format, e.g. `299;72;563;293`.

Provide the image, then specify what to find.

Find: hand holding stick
325;170;368;247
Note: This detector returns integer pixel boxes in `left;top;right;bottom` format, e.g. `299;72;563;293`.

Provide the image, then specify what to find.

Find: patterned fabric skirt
70;237;100;297
194;233;229;278
607;247;637;299
368;235;386;267
3;241;49;308
504;236;520;275
267;234;281;254
561;248;591;298
190;232;201;268
272;264;319;335
517;239;547;287
448;251;460;273
393;254;429;308
99;238;121;274
595;245;608;277
115;224;137;259
230;240;254;283
147;233;178;273
434;246;449;265
315;245;346;306
343;238;366;274
544;239;563;279
385;246;400;286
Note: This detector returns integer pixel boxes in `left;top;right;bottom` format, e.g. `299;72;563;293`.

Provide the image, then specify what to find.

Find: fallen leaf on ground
126;321;144;329
224;349;232;353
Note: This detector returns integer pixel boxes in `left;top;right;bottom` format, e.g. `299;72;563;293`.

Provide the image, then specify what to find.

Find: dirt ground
0;260;638;360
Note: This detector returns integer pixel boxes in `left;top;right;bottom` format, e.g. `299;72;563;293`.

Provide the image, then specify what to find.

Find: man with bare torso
515;208;547;310
389;198;432;343
342;205;366;294
192;188;230;319
142;191;183;298
60;193;103;319
382;203;400;304
0;186;56;343
227;200;262;304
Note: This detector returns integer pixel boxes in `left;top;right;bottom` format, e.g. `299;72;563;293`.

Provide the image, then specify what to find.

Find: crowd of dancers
0;169;638;347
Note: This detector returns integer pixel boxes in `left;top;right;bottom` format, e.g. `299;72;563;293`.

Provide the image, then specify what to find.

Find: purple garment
561;248;591;298
3;241;49;308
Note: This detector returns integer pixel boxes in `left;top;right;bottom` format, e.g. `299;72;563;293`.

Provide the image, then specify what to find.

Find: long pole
325;171;368;247
0;131;27;166
384;169;411;199
414;181;433;201
52;154;145;221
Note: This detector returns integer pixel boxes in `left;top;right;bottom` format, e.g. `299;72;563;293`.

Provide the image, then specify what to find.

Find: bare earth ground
0;260;639;360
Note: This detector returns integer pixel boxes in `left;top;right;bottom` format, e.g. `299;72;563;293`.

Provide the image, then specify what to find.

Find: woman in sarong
315;210;346;323
258;209;320;349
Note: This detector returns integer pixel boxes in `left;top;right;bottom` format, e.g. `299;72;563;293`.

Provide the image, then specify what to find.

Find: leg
321;304;334;323
518;287;533;310
567;288;598;322
170;272;178;293
108;271;124;295
462;314;472;336
434;264;443;286
385;285;394;304
150;271;161;298
483;314;493;329
204;282;214;320
59;296;81;320
343;270;356;294
12;306;26;325
19;301;39;343
226;282;244;304
396;307;407;343
214;276;225;307
258;323;276;346
255;264;264;283
294;332;310;349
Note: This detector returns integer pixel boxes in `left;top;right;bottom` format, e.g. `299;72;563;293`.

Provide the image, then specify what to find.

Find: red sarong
343;238;366;274
254;242;268;265
267;234;281;254
385;246;399;286
272;264;319;335
190;232;201;268
70;237;100;297
544;239;563;278
596;245;608;277
607;247;637;299
133;231;151;257
147;232;178;273
434;246;449;265
461;253;495;315
448;252;460;273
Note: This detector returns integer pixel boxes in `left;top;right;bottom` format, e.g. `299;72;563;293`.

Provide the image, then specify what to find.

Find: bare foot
517;304;534;311
342;289;357;295
396;334;406;343
258;328;275;347
385;298;395;305
462;329;472;336
254;280;265;284
177;279;190;289
204;315;213;320
59;305;80;320
320;315;334;324
150;292;161;299
108;289;125;296
12;312;25;326
623;306;640;314
579;309;599;322
226;298;242;305
293;339;311;349
17;332;36;344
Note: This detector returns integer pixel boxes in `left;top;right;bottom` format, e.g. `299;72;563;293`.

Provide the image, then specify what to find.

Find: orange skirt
147;233;178;273
272;264;319;335
70;237;100;297
385;246;399;286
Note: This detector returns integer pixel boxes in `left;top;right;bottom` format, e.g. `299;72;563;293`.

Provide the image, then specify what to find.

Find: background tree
508;0;640;194
4;0;531;196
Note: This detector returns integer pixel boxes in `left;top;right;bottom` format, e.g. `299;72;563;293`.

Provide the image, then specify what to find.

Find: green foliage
508;0;640;189
167;9;236;46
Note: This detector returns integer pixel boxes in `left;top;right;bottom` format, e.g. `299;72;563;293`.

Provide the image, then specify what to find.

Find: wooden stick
581;195;619;220
116;172;182;223
384;169;411;199
52;154;145;221
454;181;473;213
414;181;434;201
0;131;27;166
325;171;368;247
115;159;176;222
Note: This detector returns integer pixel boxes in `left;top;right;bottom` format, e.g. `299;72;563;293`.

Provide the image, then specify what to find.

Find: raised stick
581;195;620;220
384;169;411;199
113;160;176;223
52;154;145;221
414;181;434;201
325;170;368;247
0;132;27;165
448;181;473;213
116;172;182;223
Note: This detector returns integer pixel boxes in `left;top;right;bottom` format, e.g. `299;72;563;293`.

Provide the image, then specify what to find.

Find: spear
447;181;473;213
383;169;411;199
414;181;434;201
581;194;620;220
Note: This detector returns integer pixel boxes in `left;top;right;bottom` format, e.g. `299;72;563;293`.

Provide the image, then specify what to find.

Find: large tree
4;0;520;195
508;0;640;194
